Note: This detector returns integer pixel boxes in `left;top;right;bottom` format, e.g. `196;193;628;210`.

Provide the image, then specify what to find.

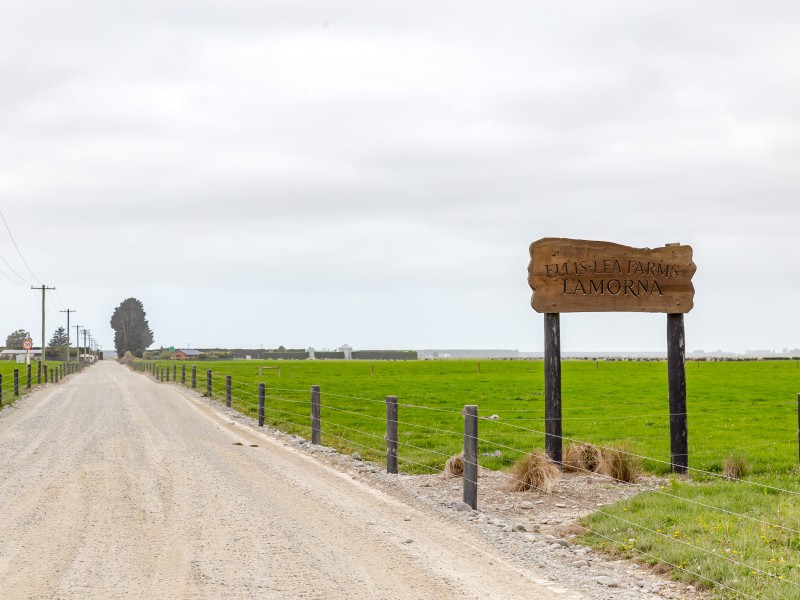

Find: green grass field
143;358;800;598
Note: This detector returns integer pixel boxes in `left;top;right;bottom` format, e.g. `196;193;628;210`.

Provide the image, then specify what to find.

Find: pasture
149;358;800;477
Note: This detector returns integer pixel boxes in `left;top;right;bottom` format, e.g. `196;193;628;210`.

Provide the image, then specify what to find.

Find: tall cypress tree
110;298;154;358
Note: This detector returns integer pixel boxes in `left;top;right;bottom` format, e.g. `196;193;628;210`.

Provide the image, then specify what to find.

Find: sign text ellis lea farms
528;238;696;313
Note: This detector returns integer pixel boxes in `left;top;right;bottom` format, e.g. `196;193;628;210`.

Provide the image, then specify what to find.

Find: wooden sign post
528;238;696;474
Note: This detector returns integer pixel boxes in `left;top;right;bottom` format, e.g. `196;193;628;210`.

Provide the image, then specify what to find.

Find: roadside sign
22;339;33;350
169;346;175;353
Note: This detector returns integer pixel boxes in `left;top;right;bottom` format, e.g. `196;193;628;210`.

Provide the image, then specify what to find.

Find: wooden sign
528;238;696;313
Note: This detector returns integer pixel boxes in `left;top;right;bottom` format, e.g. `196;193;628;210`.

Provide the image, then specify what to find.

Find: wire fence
134;359;800;599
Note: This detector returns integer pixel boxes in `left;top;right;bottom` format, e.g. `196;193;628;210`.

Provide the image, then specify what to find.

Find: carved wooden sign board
528;238;696;314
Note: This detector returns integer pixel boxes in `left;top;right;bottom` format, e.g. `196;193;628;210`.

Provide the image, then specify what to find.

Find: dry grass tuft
506;449;560;493
443;454;464;478
563;442;604;474
723;453;750;480
598;442;642;483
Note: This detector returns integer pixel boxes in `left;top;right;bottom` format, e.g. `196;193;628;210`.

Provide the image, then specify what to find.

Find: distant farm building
173;349;202;360
0;348;43;363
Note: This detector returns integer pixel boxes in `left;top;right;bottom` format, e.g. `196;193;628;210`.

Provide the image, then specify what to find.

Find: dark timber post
181;364;186;385
166;365;170;382
0;374;3;405
43;364;48;383
26;363;31;389
463;404;478;510
37;361;42;384
14;369;19;396
386;395;398;474
225;375;232;407
173;364;177;381
667;313;688;474
544;313;563;466
258;383;265;427
192;365;197;388
311;385;321;445
206;369;212;396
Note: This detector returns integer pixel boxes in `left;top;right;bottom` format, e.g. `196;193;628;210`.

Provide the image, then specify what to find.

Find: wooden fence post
37;361;41;384
192;365;197;388
544;313;563;466
225;375;232;407
386;395;398;474
258;383;265;427
166;365;170;382
311;385;321;445
43;364;48;383
206;369;212;396
14;369;19;396
463;404;478;510
173;364;177;381
0;374;3;406
667;313;688;474
27;363;31;389
181;364;186;385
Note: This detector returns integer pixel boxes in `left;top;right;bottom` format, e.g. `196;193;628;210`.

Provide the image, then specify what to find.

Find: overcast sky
1;1;798;353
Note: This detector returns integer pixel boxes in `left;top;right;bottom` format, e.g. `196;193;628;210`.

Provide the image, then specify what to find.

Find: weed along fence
132;356;800;598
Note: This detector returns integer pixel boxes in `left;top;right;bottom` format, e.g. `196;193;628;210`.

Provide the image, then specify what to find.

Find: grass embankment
145;358;800;598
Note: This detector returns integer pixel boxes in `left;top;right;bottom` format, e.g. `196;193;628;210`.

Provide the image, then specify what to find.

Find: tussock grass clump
723;453;750;480
563;442;603;474
443;454;464;478
506;449;560;493
598;442;641;483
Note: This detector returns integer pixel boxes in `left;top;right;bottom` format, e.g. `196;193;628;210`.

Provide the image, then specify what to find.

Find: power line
0;209;41;284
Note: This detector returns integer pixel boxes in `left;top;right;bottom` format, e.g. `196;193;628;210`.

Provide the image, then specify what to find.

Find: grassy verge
581;473;800;599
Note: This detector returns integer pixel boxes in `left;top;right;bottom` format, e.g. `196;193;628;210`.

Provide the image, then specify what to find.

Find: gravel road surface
0;361;588;599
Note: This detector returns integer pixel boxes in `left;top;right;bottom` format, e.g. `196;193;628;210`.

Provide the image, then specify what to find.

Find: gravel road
0;361;588;599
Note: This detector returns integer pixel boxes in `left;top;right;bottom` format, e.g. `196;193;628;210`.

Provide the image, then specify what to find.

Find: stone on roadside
453;501;472;512
595;576;619;587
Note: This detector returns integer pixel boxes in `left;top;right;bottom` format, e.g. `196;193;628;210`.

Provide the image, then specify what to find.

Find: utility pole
32;285;55;362
60;309;76;364
74;325;81;362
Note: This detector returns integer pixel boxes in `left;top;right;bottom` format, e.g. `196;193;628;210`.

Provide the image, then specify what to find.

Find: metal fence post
311;385;321;444
386;395;398;474
258;383;265;427
463;404;478;510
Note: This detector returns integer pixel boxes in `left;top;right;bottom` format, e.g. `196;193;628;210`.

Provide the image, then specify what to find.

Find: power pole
32;285;56;362
60;309;76;364
74;325;81;362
